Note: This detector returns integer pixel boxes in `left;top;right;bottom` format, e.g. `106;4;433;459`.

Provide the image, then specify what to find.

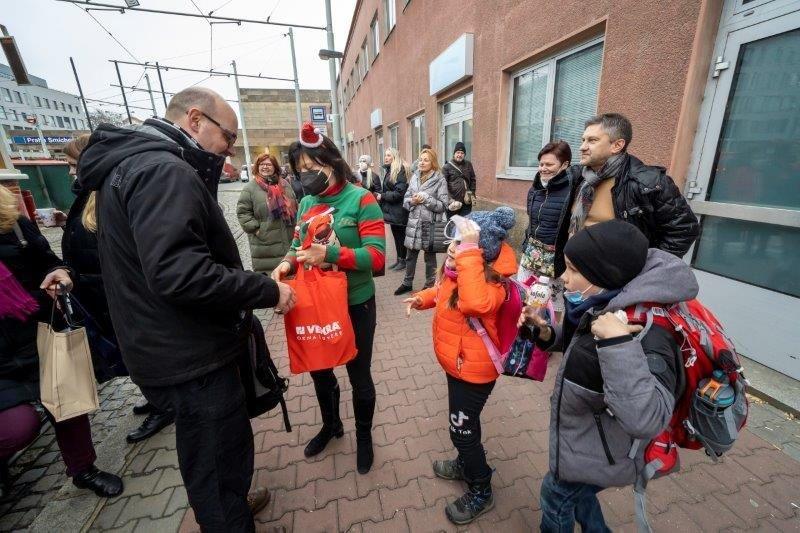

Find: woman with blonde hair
356;154;382;197
379;148;410;271
62;135;175;442
237;152;297;272
0;185;124;499
395;147;449;295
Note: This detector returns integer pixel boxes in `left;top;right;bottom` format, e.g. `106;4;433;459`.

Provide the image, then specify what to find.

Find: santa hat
299;121;324;148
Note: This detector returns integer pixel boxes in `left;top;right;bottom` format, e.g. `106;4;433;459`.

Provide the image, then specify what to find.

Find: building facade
1;64;88;133
340;0;800;380
233;88;332;170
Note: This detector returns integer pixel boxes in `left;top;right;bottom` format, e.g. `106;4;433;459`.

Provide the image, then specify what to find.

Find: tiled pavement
3;189;799;532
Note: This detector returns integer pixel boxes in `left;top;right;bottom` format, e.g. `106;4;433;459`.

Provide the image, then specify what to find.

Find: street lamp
318;49;344;61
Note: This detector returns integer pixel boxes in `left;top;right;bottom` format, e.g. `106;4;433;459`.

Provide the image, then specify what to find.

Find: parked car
219;160;240;183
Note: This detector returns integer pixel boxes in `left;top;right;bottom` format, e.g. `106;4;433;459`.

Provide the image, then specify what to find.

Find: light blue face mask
564;284;597;305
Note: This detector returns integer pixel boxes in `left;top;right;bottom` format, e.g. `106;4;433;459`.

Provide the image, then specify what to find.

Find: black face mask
299;169;329;196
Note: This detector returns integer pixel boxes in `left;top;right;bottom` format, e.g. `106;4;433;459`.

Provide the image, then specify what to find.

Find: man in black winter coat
78;87;296;532
441;141;477;218
569;113;699;257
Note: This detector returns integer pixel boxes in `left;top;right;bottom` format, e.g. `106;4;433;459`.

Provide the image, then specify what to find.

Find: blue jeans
540;472;611;533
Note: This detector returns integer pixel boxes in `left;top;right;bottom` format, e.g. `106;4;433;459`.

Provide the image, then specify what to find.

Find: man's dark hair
538;140;572;165
585;113;633;151
421;144;432;150
288;135;353;184
165;87;219;120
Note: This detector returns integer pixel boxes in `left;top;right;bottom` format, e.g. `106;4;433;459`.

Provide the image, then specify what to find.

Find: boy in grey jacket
523;220;698;532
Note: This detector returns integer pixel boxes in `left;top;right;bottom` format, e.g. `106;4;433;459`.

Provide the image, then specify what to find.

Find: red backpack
625;300;749;531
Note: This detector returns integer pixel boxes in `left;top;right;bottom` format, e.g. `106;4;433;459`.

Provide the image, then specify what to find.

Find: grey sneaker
432;458;464;481
445;486;494;525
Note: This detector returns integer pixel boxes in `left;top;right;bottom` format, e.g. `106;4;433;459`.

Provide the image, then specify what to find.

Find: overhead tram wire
54;1;327;31
72;4;139;61
109;60;295;82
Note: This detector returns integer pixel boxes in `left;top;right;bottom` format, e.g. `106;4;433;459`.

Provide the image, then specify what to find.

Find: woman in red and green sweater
272;123;385;474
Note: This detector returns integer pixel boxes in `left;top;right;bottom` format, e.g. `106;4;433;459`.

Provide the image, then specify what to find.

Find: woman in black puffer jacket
378;148;410;271
519;141;578;316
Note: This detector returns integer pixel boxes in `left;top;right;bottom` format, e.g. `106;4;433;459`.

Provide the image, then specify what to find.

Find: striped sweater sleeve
325;193;386;273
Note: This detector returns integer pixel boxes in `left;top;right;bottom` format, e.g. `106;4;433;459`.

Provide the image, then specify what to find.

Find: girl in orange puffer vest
404;207;517;525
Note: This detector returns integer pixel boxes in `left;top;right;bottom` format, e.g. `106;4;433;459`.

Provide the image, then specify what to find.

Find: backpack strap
12;222;27;248
278;395;292;433
468;317;505;374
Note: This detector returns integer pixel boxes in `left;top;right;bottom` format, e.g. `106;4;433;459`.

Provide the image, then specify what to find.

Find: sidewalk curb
747;387;800;419
28;413;141;532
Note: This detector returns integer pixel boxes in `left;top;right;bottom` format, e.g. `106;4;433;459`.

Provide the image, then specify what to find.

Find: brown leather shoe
247;487;271;516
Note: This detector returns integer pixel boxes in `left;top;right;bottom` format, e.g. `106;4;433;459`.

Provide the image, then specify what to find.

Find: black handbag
421;215;448;253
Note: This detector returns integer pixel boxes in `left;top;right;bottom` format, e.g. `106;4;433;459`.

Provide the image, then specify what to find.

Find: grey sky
2;0;356;119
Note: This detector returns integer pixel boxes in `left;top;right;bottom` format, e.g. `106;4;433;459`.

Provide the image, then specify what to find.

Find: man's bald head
165;87;238;156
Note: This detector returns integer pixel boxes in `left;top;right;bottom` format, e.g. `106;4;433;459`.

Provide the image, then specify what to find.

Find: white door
686;2;800;378
441;93;473;161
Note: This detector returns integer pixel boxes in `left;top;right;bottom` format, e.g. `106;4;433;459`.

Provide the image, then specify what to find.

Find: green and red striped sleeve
325;193;385;273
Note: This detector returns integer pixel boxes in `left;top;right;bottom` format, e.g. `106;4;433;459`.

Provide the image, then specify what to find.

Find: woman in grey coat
394;148;449;295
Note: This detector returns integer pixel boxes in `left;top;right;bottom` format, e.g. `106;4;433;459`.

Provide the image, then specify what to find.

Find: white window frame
504;36;604;179
34;96;41;107
360;40;369;77
409;113;426;162
1;88;10;102
370;15;380;61
13;91;22;104
0;106;5;119
383;0;396;38
388;123;399;149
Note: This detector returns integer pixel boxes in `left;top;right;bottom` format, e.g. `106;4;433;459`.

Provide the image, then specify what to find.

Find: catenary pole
324;0;343;152
112;61;132;123
69;57;93;131
154;62;168;108
144;73;157;116
288;28;303;130
231;60;251;174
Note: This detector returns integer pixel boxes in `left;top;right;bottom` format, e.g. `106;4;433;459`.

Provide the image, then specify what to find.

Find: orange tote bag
283;266;357;374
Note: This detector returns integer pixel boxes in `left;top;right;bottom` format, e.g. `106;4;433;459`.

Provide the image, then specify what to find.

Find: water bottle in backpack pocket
686;369;748;458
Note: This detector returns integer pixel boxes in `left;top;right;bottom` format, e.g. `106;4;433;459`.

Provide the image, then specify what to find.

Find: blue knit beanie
466;207;516;262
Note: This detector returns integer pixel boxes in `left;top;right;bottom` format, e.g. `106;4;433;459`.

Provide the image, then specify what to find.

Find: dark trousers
388;224;407;262
141;362;254;533
311;297;377;432
446;374;495;483
0;404;96;477
539;472;610;532
403;249;438;288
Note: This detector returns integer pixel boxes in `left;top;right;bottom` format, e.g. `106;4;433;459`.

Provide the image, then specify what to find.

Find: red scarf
254;175;297;226
0;260;39;321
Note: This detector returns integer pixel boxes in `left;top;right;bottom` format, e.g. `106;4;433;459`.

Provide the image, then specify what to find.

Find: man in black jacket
442;141;477;218
569;113;699;257
78;87;295;532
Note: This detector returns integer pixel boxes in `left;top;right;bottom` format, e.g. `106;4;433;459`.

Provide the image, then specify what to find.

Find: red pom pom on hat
299;121;324;148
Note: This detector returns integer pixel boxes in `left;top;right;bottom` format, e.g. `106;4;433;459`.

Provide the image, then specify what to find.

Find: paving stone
92;497;128;530
338;490;382;531
153;467;183;493
132;511;184;533
115;489;174;527
146;448;179;471
164;486;189;517
292;500;337;533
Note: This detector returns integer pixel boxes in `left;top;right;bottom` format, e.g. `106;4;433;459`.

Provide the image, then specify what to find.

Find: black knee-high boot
353;397;375;474
304;384;343;457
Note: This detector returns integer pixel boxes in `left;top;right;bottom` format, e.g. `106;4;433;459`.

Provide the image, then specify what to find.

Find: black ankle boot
354;397;376;474
305;384;343;457
72;465;124;498
445;474;494;525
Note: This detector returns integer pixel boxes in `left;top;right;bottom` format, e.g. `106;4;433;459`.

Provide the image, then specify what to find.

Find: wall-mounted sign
12;135;72;145
310;106;327;123
429;33;474;96
370;108;382;129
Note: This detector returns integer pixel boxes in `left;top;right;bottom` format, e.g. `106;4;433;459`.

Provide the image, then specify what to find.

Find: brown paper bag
37;322;100;422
